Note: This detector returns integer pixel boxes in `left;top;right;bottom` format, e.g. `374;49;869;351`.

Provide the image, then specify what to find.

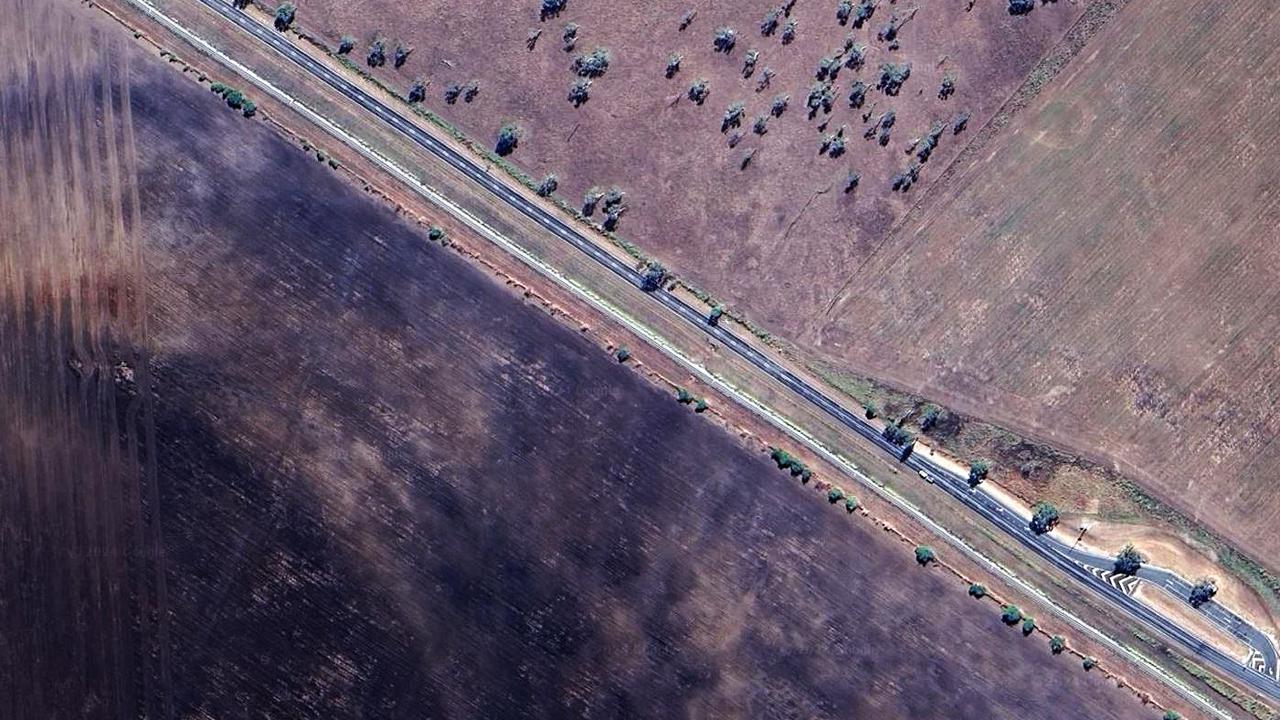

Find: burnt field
275;0;1081;332
5;2;1158;718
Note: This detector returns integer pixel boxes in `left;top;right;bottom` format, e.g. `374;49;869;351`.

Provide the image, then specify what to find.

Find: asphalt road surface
196;0;1280;700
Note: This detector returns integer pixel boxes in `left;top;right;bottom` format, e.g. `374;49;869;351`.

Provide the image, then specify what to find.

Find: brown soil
4;3;1166;717
811;0;1280;574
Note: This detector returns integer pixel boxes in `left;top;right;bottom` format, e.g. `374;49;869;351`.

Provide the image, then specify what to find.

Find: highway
195;0;1280;700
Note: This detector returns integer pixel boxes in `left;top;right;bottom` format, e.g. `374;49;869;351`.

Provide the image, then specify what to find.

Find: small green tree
240;99;257;118
844;496;859;513
914;546;935;566
1114;544;1145;575
495;123;520;156
694;398;708;413
1162;712;1181;720
1029;501;1060;535
1007;0;1035;15
536;174;558;197
919;404;941;431
615;346;630;362
676;387;694;404
967;460;989;488
273;2;295;31
337;36;356;55
427;226;446;242
1000;604;1022;625
561;22;578;51
1021;616;1036;636
862;402;877;419
708;306;724;326
968;583;986;599
827;487;845;504
1189;577;1217;608
1049;635;1066;654
1083;657;1097;671
640;261;666;292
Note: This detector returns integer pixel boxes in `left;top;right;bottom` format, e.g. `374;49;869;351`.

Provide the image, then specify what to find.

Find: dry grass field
812;0;1280;571
4;3;1162;717
277;0;1081;325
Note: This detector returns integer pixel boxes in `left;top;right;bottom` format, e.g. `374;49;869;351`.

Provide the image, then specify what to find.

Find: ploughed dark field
3;3;1151;718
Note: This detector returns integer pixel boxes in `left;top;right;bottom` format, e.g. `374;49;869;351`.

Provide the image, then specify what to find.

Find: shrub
968;583;987;599
428;226;446;241
541;0;568;21
495;123;520;156
1021;616;1036;635
1000;604;1022;625
561;22;578;52
827;487;845;504
844;496;859;513
760;7;781;36
367;39;386;67
770;93;789;117
640;262;667;291
687;78;710;105
1049;635;1066;654
780;19;797;44
393;45;412;68
877;62;911;96
752;115;768;135
536;174;558;197
573;47;611;78
567;77;591;107
1008;0;1035;15
713;26;737;53
1083;657;1098;671
337;36;355;55
938;72;956;100
240;99;256;118
742;49;760;78
919;404;941;431
615;346;630;362
1114;544;1144;575
952;111;971;135
464;81;481;103
526;28;543;51
915;545;936;566
273;2;295;31
755;67;775;92
967;459;989;487
721;101;745;132
679;9;696;31
1189;578;1218;608
1029;501;1060;535
665;52;682;78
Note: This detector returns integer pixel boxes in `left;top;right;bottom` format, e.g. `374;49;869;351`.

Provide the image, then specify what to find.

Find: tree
844;43;865;71
573;47;611;78
1029;501;1060;535
825;130;846;158
428;226;446;242
708;306;724;326
1008;0;1035;15
640;262;667;292
337;36;356;55
1021;616;1036;635
815;56;837;81
770;447;794;469
915;545;935;566
1000;604;1023;625
540;0;568;21
1049;635;1067;654
561;22;579;52
367;39;387;67
742;49;760;78
536;174;558;197
851;0;875;28
891;162;921;192
770;93;789;117
676;387;694;404
844;496;859;513
721;101;745;132
1114;544;1144;575
407;79;427;104
877;62;912;96
1189;578;1218;608
755;67;775;92
805;81;834;118
1083;657;1098;671
444;82;464;104
273;2;295;31
752;115;768;135
967;459;989;487
687;78;710;105
393;45;412;68
952;111;971;135
495;123;520;156
463;81;480;103
968;583;987;599
919;404;941;431
713;26;737;53
567;77;591;107
760;7;781;36
836;0;853;25
848;80;867;108
679;9;696;31
665;52;682;79
938;72;956;100
827;487;845;504
526;28;543;51
843;171;860;194
780;19;797;45
694;398;708;413
862;402;877;419
582;187;603;215
223;89;245;109
1163;712;1182;720
615;346;630;362
882;424;913;446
